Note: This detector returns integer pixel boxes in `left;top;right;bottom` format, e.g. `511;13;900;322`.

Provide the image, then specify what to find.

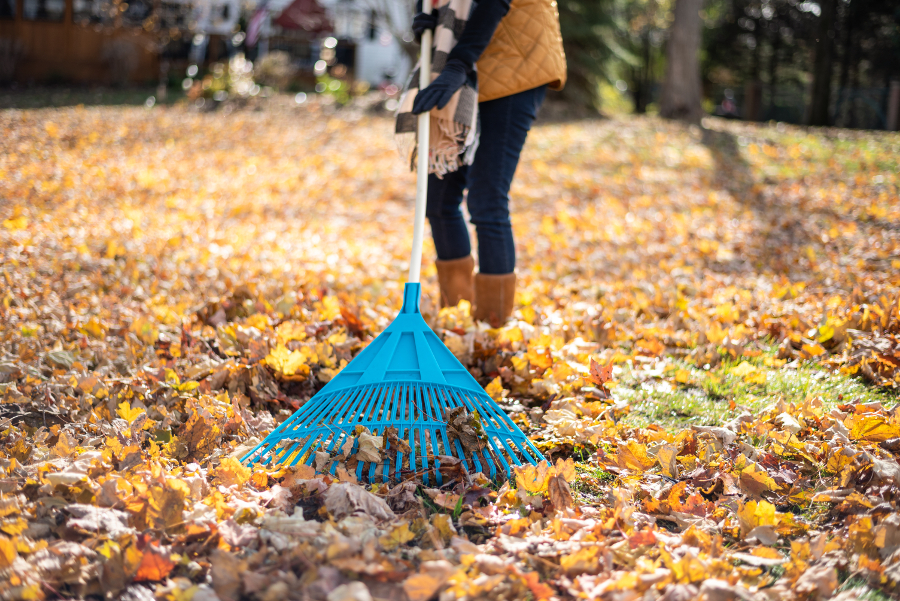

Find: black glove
412;58;468;114
411;11;437;43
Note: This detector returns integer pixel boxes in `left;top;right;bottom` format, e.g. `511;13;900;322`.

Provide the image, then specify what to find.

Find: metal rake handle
408;0;433;284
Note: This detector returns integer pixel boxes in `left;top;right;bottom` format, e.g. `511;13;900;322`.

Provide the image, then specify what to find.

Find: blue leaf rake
242;4;545;482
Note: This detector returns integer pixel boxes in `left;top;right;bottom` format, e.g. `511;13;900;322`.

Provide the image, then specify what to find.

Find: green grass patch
838;576;894;601
570;462;616;503
613;348;893;431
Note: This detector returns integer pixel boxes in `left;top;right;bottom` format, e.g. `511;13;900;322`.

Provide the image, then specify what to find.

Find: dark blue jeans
426;85;547;274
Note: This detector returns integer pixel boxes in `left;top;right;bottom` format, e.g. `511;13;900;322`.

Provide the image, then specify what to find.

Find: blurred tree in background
618;0;670;113
47;0;900;129
555;0;900;128
659;0;704;121
556;0;632;109
697;0;900;127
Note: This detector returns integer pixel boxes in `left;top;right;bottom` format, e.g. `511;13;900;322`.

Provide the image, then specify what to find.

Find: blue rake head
241;283;545;484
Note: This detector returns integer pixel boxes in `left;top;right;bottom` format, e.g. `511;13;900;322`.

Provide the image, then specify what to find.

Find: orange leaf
628;529;658;548
520;571;554;600
133;547;176;582
588;358;613;386
249;471;268;489
617;440;655;472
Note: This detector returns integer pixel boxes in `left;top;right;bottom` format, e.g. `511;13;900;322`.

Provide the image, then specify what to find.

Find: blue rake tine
393;387;406;481
460;390;511;475
242;283;546;482
424;385;445;485
285;392;351;467
412;386;430;484
261;390;341;467
395;425;406;481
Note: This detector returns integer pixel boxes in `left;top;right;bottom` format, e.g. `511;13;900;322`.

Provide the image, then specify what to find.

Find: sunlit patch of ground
1;98;900;600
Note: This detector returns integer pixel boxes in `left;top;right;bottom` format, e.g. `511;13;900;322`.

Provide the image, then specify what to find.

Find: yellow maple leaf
0;536;18;569
265;344;313;378
737;499;776;537
514;461;552;494
430;513;457;542
617;439;656;473
117;401;145;423
553;457;577;482
379;523;415;550
245;313;269;330
706;321;727;344
847;414;900;442
657;443;680;478
560;546;604;576
214;457;252;488
484;377;505;401
801;342;827;357
145;480;188;531
731;361;757;377
825;447;858;474
276;321;307;344
129;317;158;344
78;317;107;339
665;549;709;583
745;371;768;385
318;296;342;321
0;518;28;536
738;460;779;497
2;215;28;231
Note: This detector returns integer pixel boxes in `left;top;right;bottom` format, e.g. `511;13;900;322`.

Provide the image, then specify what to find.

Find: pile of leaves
1;101;899;600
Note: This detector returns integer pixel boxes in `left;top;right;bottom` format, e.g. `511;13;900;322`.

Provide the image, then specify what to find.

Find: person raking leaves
395;0;566;326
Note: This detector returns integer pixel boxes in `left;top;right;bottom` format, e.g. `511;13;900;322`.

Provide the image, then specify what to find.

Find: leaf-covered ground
2;97;900;601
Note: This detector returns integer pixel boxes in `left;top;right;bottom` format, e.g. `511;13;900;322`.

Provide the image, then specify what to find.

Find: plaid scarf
395;0;478;178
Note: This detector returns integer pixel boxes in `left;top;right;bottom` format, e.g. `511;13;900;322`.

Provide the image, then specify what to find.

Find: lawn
1;96;899;601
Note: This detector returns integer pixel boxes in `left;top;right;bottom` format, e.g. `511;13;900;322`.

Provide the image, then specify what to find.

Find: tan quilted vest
475;0;567;103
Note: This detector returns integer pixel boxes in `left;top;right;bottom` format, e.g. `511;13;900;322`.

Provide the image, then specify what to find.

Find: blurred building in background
260;0;411;86
0;0;410;87
320;0;410;86
0;0;160;84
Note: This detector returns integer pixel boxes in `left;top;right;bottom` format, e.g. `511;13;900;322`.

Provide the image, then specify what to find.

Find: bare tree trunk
849;51;860;128
633;30;652;114
744;24;761;121
767;26;780;119
806;0;837;126
659;0;704;122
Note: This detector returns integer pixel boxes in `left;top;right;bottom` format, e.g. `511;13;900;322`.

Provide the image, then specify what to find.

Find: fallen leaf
133;546;176;582
658;443;680;478
379;523;415;550
328;582;373;601
214;457;252;488
617;439;656;472
324;482;395;521
354;427;384;463
548;473;573;512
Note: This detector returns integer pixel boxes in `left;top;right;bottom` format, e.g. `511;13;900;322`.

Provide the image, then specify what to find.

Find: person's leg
425;167;474;306
425;168;470;261
466;85;546;325
466;85;547;274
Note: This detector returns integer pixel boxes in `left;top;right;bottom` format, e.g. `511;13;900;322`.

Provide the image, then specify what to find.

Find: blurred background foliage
557;0;899;128
1;0;897;128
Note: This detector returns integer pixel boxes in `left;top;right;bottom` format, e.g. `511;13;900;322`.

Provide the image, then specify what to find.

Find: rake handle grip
408;0;433;284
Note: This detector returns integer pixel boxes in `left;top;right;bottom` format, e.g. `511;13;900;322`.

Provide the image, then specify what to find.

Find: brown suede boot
474;272;516;327
435;256;474;308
